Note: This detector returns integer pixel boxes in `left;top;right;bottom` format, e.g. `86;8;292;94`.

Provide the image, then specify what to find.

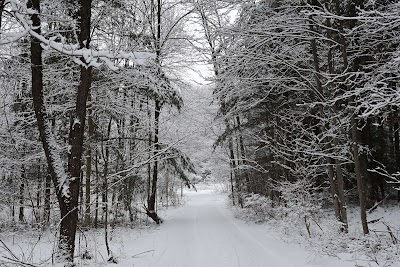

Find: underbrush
232;183;400;267
0;201;176;266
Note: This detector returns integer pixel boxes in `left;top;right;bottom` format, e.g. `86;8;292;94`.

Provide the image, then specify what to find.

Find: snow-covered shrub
274;179;324;238
303;207;400;266
347;218;400;266
233;179;324;233
231;178;400;266
240;193;274;222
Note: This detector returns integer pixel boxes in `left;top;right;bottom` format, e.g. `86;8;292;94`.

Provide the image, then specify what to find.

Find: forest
0;0;400;266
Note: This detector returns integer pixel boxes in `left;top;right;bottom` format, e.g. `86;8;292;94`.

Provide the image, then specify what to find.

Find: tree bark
351;114;369;235
59;0;92;259
147;97;152;202
147;100;162;223
19;167;25;223
393;107;400;201
85;93;94;227
0;0;5;33
103;119;112;258
36;163;41;223
359;119;378;208
79;171;84;222
146;0;163;224
236;116;250;191
94;149;99;228
165;174;169;208
43;170;51;226
227;122;241;207
230;166;235;206
29;0;93;261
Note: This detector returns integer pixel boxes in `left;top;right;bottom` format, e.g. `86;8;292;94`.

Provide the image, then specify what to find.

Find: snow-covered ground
0;188;362;266
105;188;354;267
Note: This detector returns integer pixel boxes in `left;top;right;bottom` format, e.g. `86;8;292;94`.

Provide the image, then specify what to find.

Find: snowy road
117;189;354;267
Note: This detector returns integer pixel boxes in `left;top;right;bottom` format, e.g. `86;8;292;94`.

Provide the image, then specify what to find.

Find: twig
2;256;38;267
77;226;89;248
304;215;311;238
0;238;18;259
382;222;398;244
367;217;383;224
131;250;154;258
311;217;324;232
368;195;390;214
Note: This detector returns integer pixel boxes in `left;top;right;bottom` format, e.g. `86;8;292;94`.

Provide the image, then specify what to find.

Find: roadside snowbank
233;193;400;267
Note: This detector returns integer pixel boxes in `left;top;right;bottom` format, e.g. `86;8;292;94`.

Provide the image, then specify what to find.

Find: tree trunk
79;171;84;222
85;93;94;227
359;119;378;208
29;0;93;261
331;0;369;236
147;97;152;202
228;129;241;207
125;178;135;222
36;163;41;223
230;168;235;206
94;149;99;228
147;100;162;224
0;0;5;33
309;16;347;231
103;119;112;259
334;151;348;232
44;170;51;226
19;167;25;223
351;114;369;235
393;107;400;201
326;15;349;233
236;116;250;192
146;0;163;224
60;0;92;259
166;174;169;208
180;181;183;203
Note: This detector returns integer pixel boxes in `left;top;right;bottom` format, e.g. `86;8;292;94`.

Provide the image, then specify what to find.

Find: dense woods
208;0;400;255
0;0;199;263
1;0;400;266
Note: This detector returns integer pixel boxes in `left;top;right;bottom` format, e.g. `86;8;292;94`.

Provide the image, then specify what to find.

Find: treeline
209;0;400;234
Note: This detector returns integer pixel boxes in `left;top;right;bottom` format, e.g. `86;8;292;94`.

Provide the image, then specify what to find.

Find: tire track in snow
122;189;355;267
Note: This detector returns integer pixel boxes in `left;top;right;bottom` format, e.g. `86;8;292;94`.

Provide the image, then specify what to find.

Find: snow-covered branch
1;0;156;69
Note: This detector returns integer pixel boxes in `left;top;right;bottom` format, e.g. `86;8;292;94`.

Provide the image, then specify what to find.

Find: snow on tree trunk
147;100;162;224
29;0;93;262
308;13;348;232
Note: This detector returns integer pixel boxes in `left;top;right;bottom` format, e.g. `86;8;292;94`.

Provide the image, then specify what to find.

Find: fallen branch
367;217;383;224
2;256;38;267
368;195;390;214
382;222;398;244
0;238;18;260
131;250;155;258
